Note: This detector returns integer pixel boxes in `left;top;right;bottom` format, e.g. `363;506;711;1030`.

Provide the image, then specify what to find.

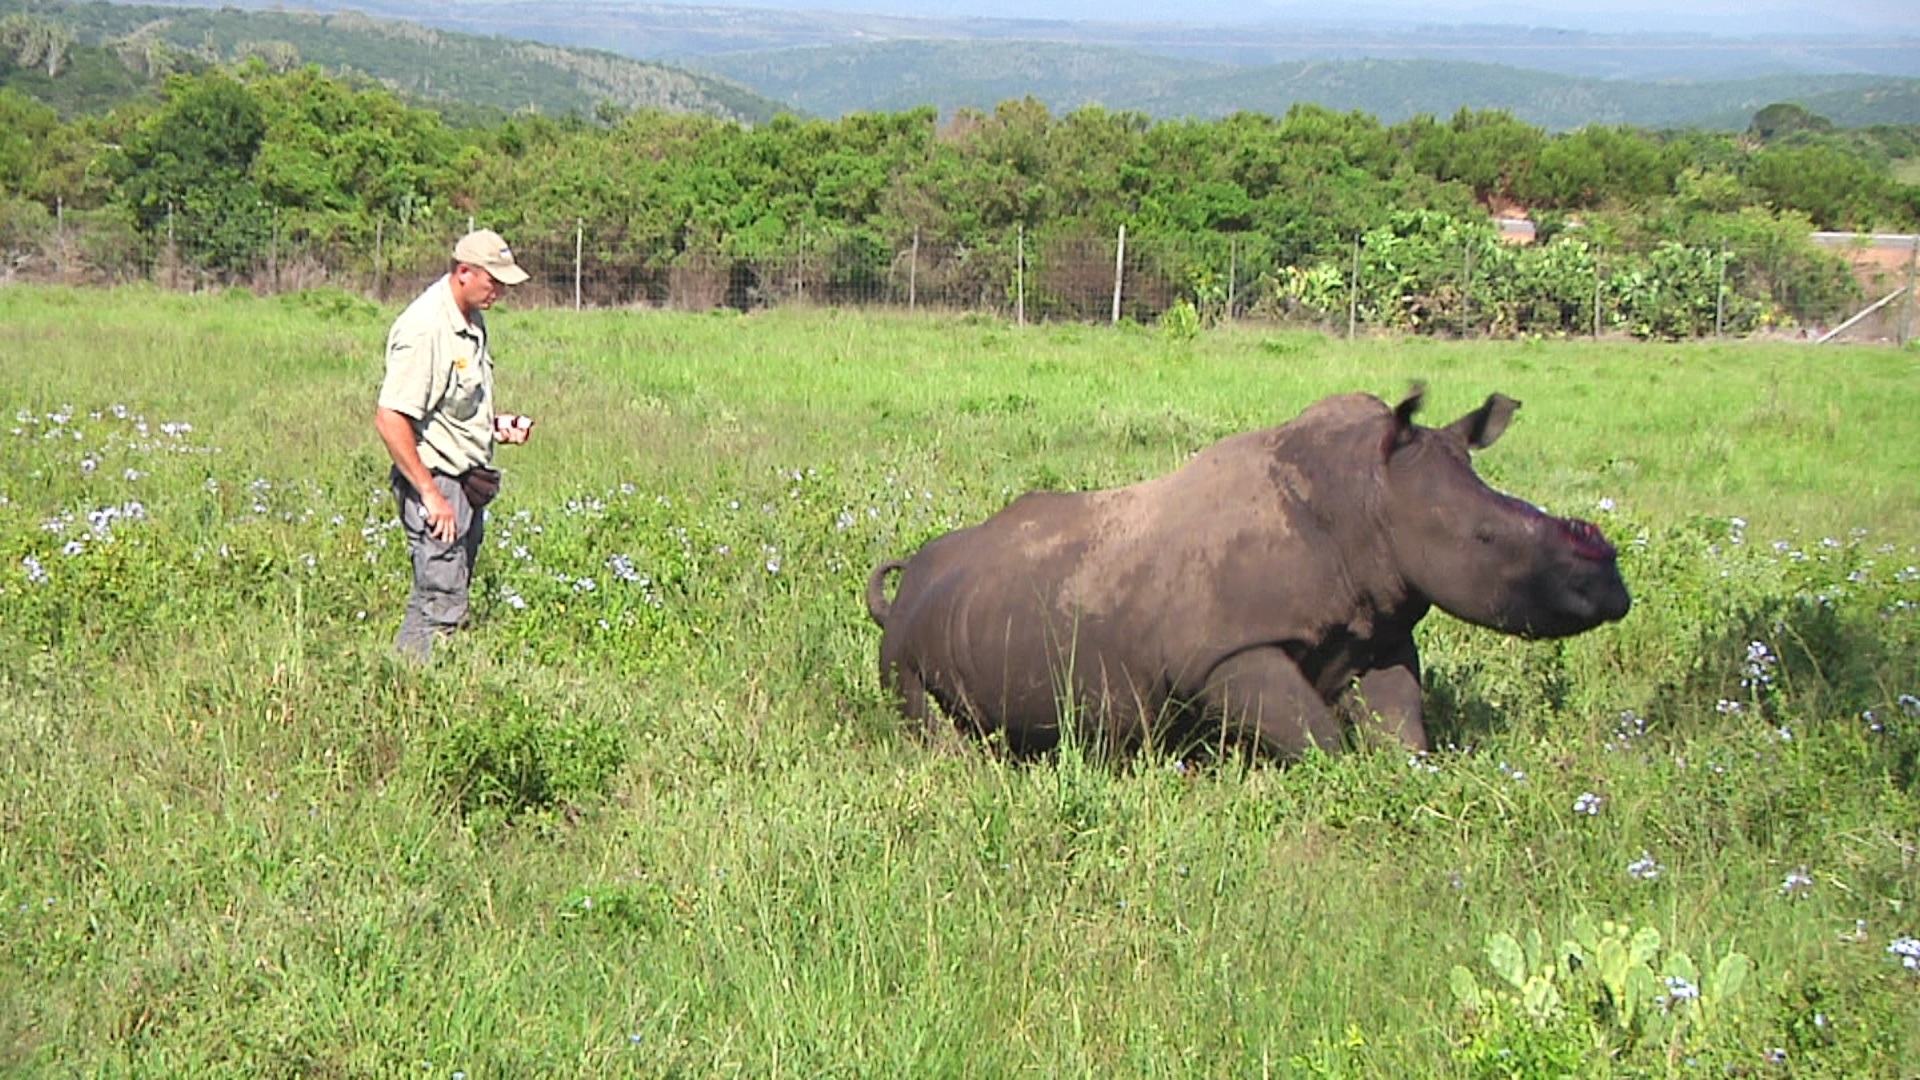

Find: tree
1522;126;1677;210
1747;144;1893;230
1418;108;1545;206
0;14;72;78
1748;103;1833;143
246;65;457;238
112;71;270;273
0;88;58;197
1673;167;1750;216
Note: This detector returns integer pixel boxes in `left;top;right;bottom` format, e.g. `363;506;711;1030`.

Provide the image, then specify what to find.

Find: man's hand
421;486;457;542
376;405;458;543
495;413;535;446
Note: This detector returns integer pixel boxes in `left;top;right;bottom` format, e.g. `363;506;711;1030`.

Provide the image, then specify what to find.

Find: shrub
422;692;626;826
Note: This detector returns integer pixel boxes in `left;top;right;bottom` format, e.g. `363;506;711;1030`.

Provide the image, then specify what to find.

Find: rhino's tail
866;559;907;626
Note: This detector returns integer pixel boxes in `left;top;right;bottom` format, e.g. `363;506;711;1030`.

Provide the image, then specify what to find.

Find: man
375;228;534;660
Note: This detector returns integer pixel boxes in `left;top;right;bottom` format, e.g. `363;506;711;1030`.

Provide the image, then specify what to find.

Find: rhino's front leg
1346;652;1429;753
1199;646;1343;759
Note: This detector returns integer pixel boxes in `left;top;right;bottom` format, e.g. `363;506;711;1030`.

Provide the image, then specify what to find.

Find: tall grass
2;285;1917;1077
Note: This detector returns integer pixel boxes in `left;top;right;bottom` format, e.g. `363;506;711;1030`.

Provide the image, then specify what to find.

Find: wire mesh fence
5;206;1917;343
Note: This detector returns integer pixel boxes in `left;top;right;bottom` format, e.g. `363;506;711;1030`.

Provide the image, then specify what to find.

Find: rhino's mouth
1556;516;1616;561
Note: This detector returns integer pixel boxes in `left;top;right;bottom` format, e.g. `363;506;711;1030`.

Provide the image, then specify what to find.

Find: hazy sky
635;0;1918;36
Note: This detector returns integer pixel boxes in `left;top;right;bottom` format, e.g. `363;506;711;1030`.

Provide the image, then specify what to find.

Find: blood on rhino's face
1381;392;1631;639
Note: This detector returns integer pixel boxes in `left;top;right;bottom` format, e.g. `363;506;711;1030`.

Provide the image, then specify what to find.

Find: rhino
864;387;1630;759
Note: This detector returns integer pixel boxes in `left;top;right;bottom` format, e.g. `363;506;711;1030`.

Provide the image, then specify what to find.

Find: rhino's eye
1473;523;1498;545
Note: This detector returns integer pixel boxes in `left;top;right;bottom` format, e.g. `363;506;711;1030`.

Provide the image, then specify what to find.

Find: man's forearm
374;408;435;492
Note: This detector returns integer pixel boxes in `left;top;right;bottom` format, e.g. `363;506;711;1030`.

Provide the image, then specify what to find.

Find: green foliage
1521;123;1682;210
1266;262;1349;325
249;65;457;230
277;285;380;321
422;690;626;828
1751;102;1836;142
111;70;270;274
0;190;51;261
0;87;56;194
1749;142;1903;230
1623;204;1863;328
1343;209;1512;333
1603;241;1738;339
1452;1015;1586;1080
0;13;70;78
1450;917;1753;1071
1399;108;1546;204
1263;203;1869;339
2;34;1916;327
1159;297;1200;341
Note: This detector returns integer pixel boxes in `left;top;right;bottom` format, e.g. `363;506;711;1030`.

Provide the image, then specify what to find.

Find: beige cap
451;228;530;285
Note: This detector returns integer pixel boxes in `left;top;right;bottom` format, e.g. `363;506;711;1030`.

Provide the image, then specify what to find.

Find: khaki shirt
378;275;495;475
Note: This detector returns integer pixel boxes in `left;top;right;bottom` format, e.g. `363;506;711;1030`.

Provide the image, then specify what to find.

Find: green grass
3;286;1918;1077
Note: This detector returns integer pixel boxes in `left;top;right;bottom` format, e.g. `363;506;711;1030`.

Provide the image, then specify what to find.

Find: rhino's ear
1394;385;1425;422
1446;393;1520;450
1388;383;1426;453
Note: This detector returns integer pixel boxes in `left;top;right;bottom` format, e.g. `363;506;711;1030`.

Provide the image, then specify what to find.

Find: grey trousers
392;468;485;660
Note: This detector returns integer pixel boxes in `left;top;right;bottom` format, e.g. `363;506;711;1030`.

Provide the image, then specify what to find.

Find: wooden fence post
1016;224;1025;327
1111;224;1126;326
1462;240;1473;336
1904;233;1919;346
1347;236;1359;341
1592;248;1603;339
1715;245;1727;338
1227;234;1237;324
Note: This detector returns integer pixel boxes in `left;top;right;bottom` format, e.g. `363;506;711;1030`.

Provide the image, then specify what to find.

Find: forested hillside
0;0;784;121
1687;81;1920;134
3;53;1916;337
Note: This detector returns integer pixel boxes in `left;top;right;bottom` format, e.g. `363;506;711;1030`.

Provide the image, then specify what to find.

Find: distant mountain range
8;0;1919;130
588;0;1920;40
687;41;1920;130
202;0;1920;83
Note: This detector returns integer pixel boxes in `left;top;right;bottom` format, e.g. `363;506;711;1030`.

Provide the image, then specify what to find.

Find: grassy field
2;285;1917;1078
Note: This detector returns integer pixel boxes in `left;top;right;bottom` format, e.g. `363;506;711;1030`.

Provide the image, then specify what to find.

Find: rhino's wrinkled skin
864;388;1631;759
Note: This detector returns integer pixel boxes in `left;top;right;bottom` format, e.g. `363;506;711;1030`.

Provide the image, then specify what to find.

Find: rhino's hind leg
879;654;931;730
883;661;976;754
1199;647;1343;760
